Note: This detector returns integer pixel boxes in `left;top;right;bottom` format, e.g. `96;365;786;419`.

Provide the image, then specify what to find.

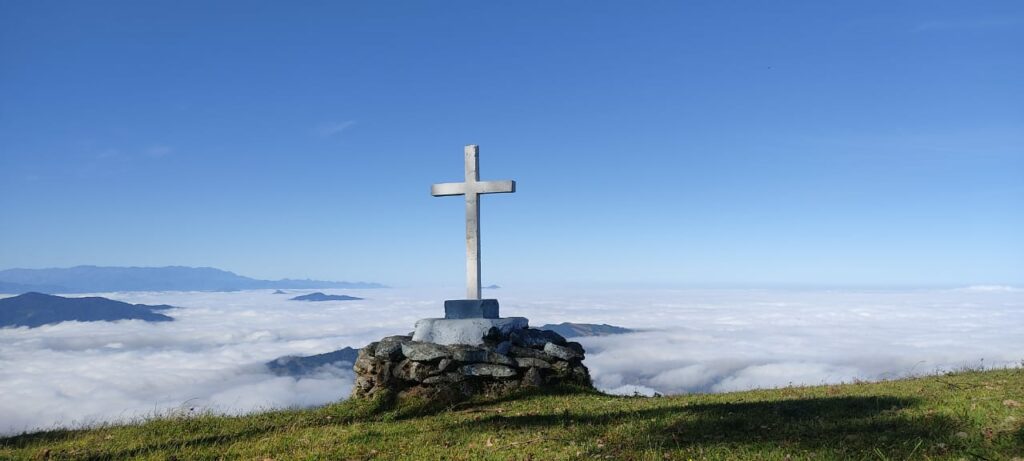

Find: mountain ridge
290;292;364;302
0;265;385;293
0;292;175;328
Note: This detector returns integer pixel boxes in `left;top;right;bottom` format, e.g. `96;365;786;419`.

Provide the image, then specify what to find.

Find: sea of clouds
1;286;1022;435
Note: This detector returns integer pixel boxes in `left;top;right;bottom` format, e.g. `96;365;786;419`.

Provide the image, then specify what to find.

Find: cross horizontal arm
431;180;516;196
431;182;468;196
473;180;516;194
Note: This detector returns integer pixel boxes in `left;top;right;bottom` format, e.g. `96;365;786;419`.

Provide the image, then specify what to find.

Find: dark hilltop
290;292;364;302
0;292;175;328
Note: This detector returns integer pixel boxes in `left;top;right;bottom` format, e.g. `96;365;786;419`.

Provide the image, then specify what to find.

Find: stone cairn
352;326;592;401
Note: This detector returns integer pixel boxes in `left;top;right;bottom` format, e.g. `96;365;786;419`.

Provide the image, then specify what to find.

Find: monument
351;145;591;401
412;144;526;345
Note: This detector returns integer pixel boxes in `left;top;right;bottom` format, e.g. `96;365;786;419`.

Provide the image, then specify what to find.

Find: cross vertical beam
431;144;516;300
464;145;482;300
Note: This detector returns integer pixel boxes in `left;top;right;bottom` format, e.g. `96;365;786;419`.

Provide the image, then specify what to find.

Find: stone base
352;326;592;402
411;317;528;346
444;299;500;319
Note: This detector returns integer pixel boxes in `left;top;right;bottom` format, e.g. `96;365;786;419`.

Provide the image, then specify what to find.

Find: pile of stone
352;327;592;401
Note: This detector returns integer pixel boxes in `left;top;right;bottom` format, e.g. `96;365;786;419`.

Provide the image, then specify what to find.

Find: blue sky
1;1;1021;287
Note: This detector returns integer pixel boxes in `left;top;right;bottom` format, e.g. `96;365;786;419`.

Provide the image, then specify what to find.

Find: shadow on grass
0;394;397;459
0;385;591;455
8;389;1011;459
452;395;983;458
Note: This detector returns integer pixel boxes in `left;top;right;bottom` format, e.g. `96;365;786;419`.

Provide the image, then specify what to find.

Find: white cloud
317;121;356;137
0;286;1022;435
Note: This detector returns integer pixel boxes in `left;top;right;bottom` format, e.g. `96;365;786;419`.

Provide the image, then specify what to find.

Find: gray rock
354;355;385;374
569;364;592;385
566;341;585;356
392;359;435;382
460;363;517;378
421;375;444;385
450;345;489;363
544;342;582;361
382;335;413;342
401;342;450;362
551;360;571;377
374;339;407;361
361;342;379;358
354;375;375;392
437;358;457;372
510;328;567;348
514;357;552;369
482;326;504;343
487;352;515;366
522;367;544;387
353;354;392;392
494;341;512;355
509;345;556;361
422;372;466;384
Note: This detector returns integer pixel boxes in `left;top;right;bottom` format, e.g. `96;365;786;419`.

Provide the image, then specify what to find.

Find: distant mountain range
266;347;359;377
537;322;634;338
290;292;364;302
0;292;175;328
266;323;635;377
0;266;385;294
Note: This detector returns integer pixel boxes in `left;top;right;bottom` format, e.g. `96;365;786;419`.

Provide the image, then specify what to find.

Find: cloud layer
1;286;1022;434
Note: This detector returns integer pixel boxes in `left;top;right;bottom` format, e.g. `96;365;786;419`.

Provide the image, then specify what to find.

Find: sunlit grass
2;368;1022;460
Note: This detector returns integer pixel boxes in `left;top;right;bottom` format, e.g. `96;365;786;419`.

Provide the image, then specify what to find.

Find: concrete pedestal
412;317;529;346
444;299;499;319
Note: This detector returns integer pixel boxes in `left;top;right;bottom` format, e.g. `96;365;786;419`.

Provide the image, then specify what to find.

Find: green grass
3;368;1023;460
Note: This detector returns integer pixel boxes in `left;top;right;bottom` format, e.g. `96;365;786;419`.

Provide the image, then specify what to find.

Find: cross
432;145;516;300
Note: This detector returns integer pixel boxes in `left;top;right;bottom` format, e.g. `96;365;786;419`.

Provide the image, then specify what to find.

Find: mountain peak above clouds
0;292;174;328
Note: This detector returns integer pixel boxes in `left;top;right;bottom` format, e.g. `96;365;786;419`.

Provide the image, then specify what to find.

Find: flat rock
543;342;582;361
508;345;556;361
522;367;544;387
353;355;381;374
392;359;436;382
514;357;552;369
422;372;465;385
437;358;457;372
360;342;379;358
487;352;515;366
460;363;517;378
375;339;407;361
450;345;489;363
510;328;567;348
401;342;450;362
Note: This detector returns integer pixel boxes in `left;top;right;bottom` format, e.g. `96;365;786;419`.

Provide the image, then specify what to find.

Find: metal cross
431;145;516;300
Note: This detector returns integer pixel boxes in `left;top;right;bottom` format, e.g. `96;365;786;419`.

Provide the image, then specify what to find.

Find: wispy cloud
317;121;356;137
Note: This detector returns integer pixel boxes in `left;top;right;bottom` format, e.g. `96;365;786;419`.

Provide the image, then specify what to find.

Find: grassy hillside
2;368;1022;460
